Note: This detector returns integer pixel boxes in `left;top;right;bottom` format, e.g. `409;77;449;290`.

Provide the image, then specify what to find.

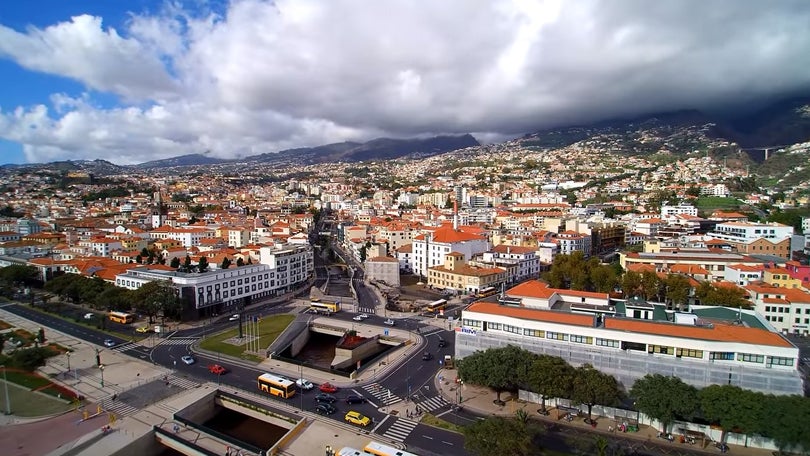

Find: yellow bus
108;311;135;324
257;373;296;399
338;448;374;456
363;441;418;456
310;300;340;314
425;299;447;313
477;286;497;298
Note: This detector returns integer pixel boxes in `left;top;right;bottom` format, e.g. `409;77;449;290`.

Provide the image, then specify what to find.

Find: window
524;329;544;338
570;335;593;344
737;353;764;364
489;322;502;331
596;338;620;348
649;345;673;355
503;324;521;334
767;356;794;367
676;348;703;359
710;352;734;361
546;331;567;341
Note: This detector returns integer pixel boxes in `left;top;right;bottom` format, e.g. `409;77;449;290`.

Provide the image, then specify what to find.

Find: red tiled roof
466;302;595;326
604;317;792;347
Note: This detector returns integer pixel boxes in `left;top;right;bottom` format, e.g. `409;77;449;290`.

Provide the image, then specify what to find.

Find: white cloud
1;0;810;164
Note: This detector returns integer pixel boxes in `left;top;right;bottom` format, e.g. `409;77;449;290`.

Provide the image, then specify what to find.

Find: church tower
151;191;168;228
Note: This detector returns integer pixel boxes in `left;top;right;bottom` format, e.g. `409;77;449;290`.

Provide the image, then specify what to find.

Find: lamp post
99;364;105;388
66;351;71;372
1;365;10;415
299;363;304;412
634;401;640;428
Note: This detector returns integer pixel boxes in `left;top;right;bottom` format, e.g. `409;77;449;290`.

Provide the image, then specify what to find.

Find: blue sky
0;1;809;166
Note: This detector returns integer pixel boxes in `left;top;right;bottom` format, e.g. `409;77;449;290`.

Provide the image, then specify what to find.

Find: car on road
228;314;240;321
344;410;371;427
383;319;395;326
103;339;116;347
135;326;151;333
83;313;95;320
181;355;195;365
352;314;367;321
314;403;336;415
296;378;314;390
314;393;337;403
319;382;339;393
422;352;433;361
438;337;447;348
345;394;366;404
208;364;227;375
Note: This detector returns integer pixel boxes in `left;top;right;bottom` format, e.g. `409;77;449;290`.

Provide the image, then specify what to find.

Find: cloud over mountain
1;0;809;164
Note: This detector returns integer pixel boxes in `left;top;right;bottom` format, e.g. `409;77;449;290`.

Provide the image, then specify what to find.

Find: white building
724;264;764;287
661;204;698;217
259;243;314;293
457;280;803;396
150;226;215;248
477;245;541;284
365;256;401;287
708;221;793;244
411;224;490;277
745;282;810;336
553;231;591;257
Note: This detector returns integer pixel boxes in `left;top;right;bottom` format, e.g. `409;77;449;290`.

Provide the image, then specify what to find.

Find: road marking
442;441;454;445
371;414;391;433
422;435;434;439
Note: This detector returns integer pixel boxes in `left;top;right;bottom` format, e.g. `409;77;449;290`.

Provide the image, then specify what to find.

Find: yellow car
135;326;151;333
344;411;371;427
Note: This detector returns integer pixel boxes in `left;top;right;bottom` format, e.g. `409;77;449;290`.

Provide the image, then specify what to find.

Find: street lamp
1;365;10;414
66;351;71;372
99;364;105;388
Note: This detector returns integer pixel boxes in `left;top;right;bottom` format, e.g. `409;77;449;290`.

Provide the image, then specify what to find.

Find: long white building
410;224;490;277
457;280;803;395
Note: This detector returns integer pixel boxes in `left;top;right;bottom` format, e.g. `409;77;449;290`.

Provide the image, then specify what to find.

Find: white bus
363;441;419;456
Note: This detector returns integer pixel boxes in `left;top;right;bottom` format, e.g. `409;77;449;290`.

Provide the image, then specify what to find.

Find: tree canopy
630;374;699;432
463;417;533;456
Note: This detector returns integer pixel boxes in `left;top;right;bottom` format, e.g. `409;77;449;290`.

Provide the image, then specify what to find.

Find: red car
208;364;227;375
319;382;339;393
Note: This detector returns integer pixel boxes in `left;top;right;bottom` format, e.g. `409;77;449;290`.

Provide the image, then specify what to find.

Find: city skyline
1;0;810;165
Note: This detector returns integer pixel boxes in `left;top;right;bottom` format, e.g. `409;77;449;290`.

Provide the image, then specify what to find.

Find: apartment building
476;244;541;284
427;252;507;294
410;224;490;277
708;221;793;258
745;282;810;336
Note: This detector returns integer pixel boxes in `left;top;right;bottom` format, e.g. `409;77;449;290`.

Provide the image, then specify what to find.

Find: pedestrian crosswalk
362;383;402;406
357;307;375;314
382;417;419;442
157;337;200;346
103;400;139;418
414;395;449;413
109;342;139;352
168;375;201;390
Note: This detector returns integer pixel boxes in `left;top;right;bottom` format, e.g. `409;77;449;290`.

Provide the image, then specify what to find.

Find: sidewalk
428;368;775;456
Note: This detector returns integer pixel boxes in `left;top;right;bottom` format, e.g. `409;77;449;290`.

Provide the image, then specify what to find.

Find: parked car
83;313;95;320
383;319;395;326
103;339;116;347
228;314;240;321
319;382;339;393
208;364;227;375
314;403;336;415
422;352;433;361
314;393;337;403
296;378;314;390
352;315;364;321
345;394;366;404
344;410;371;427
181;355;195;365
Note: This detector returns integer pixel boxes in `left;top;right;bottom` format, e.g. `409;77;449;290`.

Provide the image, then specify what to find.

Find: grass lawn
3;369;52;389
0;380;75;417
694;196;742;212
422;413;464;433
199;314;296;363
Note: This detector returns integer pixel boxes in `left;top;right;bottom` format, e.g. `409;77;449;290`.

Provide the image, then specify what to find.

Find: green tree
664;274;691;310
620;271;642;298
0;265;39;287
526;355;575;413
221;257;232;269
571;364;621;423
699;385;762;445
760;394;810;453
463;417;532;456
590;264;618;293
236;257;245;267
9;346;51;371
183;255;192;272
198;256;209;273
170;257;181;268
640;271;662;301
96;286;131;312
630;374;699;433
457;345;534;402
132;280;177;324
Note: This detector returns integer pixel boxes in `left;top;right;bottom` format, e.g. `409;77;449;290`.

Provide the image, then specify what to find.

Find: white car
383;319;395;326
83;313;95;320
181;355;195;365
296;378;314;390
229;314;240;321
352;314;369;321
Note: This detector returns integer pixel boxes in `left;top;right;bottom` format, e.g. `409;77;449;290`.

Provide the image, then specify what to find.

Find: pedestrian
225;445;231;456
